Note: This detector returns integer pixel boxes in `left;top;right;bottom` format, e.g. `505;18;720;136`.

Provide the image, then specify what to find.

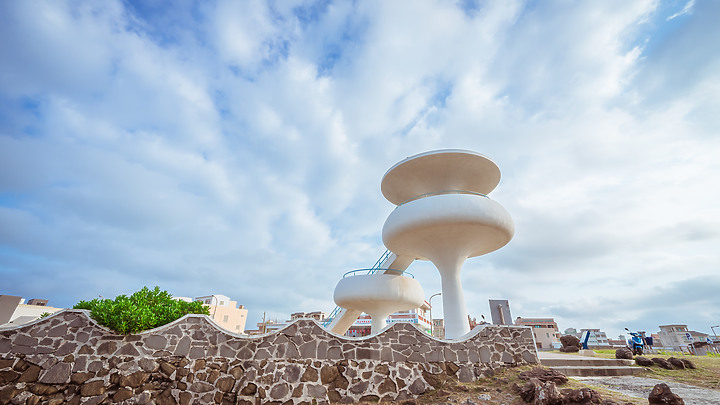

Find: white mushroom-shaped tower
381;149;514;339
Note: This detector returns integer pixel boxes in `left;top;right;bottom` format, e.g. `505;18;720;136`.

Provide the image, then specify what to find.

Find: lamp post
428;292;441;337
712;325;719;340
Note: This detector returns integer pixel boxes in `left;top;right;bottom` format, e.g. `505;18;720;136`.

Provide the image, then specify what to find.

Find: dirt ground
574;376;720;405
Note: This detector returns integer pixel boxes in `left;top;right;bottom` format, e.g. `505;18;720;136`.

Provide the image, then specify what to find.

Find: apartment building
657;324;712;353
432;319;445;339
514;317;560;349
192;294;248;334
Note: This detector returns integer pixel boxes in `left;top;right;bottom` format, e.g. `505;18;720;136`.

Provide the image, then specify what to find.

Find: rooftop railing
342;268;415;278
397;189;489;207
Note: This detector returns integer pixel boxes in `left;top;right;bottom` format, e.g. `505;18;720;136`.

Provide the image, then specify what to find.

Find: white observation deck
381;149;514;339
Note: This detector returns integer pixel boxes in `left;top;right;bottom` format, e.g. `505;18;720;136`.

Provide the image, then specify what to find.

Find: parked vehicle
625;328;644;355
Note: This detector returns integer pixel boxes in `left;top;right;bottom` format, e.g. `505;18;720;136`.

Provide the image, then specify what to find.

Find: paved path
537;352;597;360
573;376;720;405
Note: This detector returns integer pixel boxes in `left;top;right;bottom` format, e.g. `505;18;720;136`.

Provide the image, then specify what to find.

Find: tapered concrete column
367;309;394;334
438;268;470;338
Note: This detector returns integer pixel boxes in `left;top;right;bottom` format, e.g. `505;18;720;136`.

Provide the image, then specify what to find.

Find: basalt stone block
15;334;38;347
29;383;60;396
78;345;94;354
48;325;68;337
87;361;103;373
283;364;301;383
301;366;318;382
80;380;106;397
219;344;235;357
215;376;235;392
320;365;339;384
240;382;257;395
458;366;474;382
120;370;148;388
190;381;214;393
39;362;71;384
96;341;117;355
178;391;192;405
56;342;78;356
18;364;42;382
327;346;342;360
299;341;316;358
189;346;206;359
174;336;191;356
113;388;134;402
408;378;426;395
0;370;20;384
522;350;538;364
70;372;95;384
144;335;167;350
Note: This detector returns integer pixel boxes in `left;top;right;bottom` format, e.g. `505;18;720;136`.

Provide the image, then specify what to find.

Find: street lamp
712;325;719;340
428;292;441;336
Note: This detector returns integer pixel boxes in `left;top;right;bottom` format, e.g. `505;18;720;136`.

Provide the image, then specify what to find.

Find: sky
1;0;718;341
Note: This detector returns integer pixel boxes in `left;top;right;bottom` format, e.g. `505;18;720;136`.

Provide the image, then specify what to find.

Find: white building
657;324;711;353
0;295;64;327
193;294;248;334
515;317;560;349
579;329;610;348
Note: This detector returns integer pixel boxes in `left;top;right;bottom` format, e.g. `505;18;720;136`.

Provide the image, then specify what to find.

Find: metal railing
322;249;394;327
397;189;488;207
343;268;414;278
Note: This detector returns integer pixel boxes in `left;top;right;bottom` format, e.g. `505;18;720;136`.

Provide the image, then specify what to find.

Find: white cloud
1;0;719;338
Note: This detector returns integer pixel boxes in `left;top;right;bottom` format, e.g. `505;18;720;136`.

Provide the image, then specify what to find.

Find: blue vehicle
625;328;644;356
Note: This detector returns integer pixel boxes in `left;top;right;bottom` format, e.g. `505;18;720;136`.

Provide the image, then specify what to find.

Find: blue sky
1;0;718;340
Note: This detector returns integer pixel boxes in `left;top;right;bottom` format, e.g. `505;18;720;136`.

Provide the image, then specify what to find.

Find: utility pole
261;312;267;334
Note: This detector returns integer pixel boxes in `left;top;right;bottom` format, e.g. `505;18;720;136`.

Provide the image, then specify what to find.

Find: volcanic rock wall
0;310;538;404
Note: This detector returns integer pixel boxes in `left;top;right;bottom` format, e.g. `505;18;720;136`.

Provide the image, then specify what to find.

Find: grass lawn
590;349;720;391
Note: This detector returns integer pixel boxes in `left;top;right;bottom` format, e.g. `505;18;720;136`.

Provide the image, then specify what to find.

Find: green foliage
38;312;51;319
73;286;209;334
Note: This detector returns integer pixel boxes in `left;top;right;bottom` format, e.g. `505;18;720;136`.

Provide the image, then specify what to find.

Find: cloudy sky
1;0;718;340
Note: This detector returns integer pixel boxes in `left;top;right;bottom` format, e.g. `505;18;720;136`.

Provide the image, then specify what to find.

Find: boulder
667;357;685;369
615;348;633;360
559;335;581;353
680;358;696;369
515;378;562;404
635;356;654;367
651;358;673;370
518;367;568;384
648;383;684;405
560;387;602;403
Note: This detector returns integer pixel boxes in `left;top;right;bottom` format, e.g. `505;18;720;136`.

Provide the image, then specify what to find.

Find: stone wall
0;310;538;404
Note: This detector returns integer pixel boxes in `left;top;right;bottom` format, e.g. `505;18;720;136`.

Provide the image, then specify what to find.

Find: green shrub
73;286;210;334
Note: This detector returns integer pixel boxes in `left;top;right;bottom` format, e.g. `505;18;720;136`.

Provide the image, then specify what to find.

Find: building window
220;301;225;306
223;315;229;322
